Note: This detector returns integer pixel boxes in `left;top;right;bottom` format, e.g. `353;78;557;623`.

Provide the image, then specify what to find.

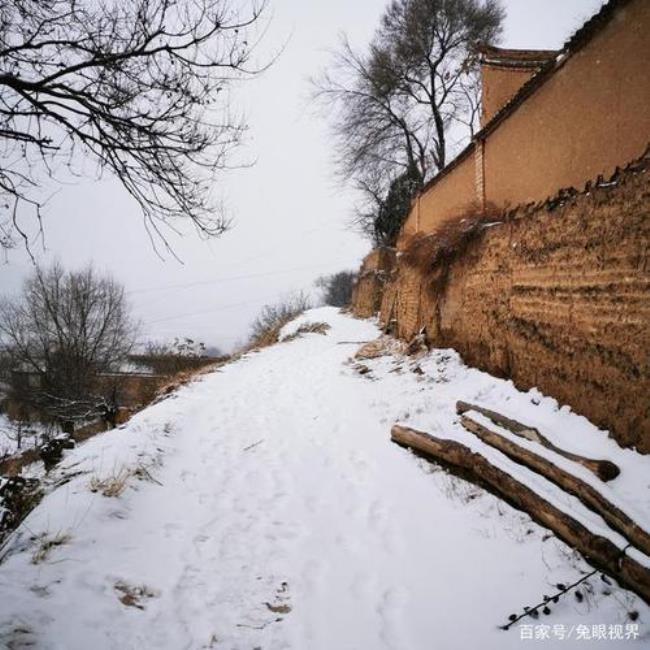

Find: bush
248;292;311;349
315;271;357;307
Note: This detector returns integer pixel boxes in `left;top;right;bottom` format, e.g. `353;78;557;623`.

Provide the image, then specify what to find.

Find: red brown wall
96;374;167;408
351;248;396;319
480;65;537;126
484;0;650;209
408;152;478;240
400;0;650;240
378;164;650;452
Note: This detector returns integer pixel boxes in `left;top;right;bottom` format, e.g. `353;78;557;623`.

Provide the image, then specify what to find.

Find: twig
134;466;163;486
236;618;281;630
243;440;264;452
501;543;632;630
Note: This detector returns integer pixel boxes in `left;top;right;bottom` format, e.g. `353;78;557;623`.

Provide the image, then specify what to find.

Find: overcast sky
0;0;605;353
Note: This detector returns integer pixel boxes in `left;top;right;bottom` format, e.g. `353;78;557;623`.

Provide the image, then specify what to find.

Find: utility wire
127;261;340;296
144;298;267;325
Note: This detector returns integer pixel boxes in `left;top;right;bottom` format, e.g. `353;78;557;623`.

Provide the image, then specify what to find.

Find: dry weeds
89;468;131;498
355;335;407;360
114;580;158;610
282;321;331;342
401;203;503;274
31;531;72;564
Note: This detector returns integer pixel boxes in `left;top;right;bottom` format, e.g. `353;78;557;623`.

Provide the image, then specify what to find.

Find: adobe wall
480;65;536;126
484;0;650;208
351;248;396;319
96;373;167;408
377;162;650;452
402;149;478;244
400;0;650;242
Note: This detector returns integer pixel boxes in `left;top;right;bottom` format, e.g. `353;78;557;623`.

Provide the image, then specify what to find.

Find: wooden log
456;401;620;482
459;413;650;557
391;424;650;604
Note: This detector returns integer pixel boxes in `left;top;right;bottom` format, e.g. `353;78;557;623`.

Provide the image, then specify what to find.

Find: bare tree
0;263;138;421
316;271;357;307
0;0;268;252
314;0;504;241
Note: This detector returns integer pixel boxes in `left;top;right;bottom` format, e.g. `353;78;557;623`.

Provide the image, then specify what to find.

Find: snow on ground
0;413;48;458
0;307;648;649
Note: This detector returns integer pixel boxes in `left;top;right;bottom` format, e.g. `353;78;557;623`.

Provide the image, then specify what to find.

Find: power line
127;261;339;296
144;298;266;325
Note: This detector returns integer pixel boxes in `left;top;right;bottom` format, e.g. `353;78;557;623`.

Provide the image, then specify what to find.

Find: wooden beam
459;413;650;557
391;423;650;604
456;401;620;482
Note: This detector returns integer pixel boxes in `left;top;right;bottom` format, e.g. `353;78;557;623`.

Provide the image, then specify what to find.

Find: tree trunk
456;401;620;482
391;424;650;604
459;413;650;557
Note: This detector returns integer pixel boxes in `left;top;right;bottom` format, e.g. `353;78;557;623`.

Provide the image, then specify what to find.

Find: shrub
281;322;331;342
248;292;311;349
315;271;357;307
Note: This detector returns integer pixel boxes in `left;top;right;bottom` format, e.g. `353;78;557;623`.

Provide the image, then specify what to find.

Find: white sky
0;0;605;352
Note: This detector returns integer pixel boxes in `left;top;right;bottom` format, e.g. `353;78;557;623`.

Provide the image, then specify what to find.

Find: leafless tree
0;0;268;252
314;0;504;238
316;271;357;307
0;263;138;421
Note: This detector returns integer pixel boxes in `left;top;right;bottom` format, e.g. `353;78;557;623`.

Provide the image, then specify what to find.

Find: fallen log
456;401;620;482
391;424;650;604
459;413;650;557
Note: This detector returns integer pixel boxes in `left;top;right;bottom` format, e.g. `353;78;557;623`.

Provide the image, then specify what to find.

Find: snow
0;307;648;648
0;413;48;458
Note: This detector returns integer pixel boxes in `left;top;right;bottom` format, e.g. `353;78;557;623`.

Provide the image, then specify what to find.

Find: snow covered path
0;308;648;649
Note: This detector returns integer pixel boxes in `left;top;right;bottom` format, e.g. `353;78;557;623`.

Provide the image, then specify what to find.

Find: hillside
0;308;648;649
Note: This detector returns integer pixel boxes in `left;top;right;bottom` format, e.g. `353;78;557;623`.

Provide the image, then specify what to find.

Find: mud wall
377;163;650;452
412;151;478;237
483;0;650;209
95;373;167;408
480;64;537;126
351;248;396;319
400;0;650;241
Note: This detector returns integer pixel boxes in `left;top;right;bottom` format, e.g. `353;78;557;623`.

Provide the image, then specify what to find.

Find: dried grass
245;292;311;351
401;203;504;275
355;335;407;360
31;531;71;564
114;580;158;609
282;321;331;342
297;321;330;335
89;468;131;497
